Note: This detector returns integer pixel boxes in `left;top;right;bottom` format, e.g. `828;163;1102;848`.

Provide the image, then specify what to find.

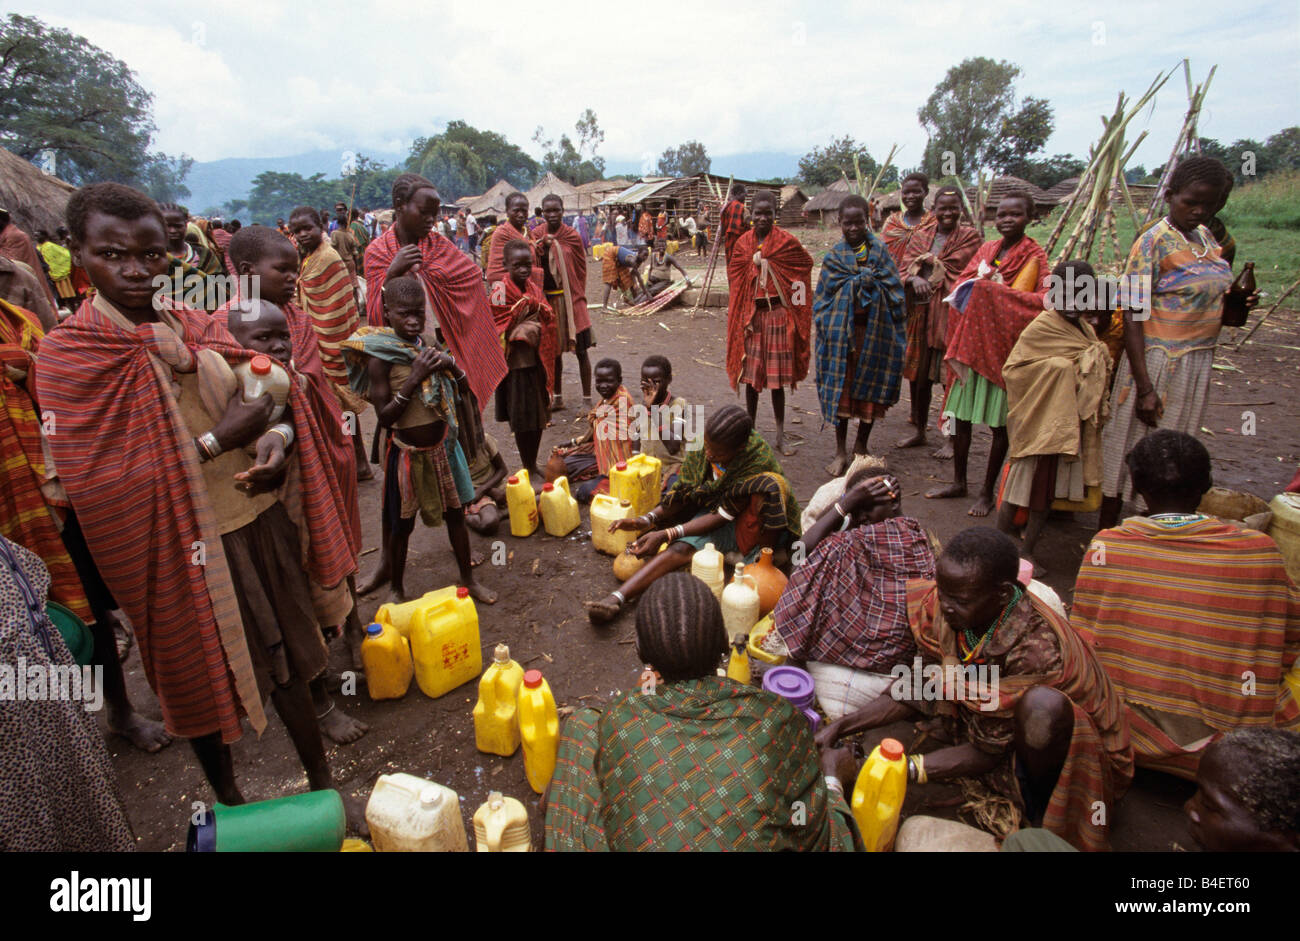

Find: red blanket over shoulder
944;236;1049;389
531;223;591;334
725;226;814;389
364;229;507;409
485;220;542;299
490;276;558;394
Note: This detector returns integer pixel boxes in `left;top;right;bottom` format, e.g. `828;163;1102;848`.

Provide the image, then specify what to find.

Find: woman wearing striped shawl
813;194;906;477
1073;431;1298;780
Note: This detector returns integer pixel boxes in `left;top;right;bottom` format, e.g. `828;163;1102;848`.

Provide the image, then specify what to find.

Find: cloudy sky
25;0;1300;173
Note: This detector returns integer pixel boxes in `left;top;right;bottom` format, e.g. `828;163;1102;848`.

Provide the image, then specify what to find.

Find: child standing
343;276;496;604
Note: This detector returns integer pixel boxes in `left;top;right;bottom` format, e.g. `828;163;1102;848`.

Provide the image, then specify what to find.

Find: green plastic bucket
46;601;94;666
187;789;345;852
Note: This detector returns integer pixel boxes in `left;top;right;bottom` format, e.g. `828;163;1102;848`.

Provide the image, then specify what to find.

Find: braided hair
156;202;189;218
66;183;165;242
391;173;439;209
1167;155;1232;198
703;404;752;452
635;572;727;682
1125;429;1212;507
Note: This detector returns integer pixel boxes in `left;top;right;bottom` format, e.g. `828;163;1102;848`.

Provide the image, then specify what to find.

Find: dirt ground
107;232;1300;851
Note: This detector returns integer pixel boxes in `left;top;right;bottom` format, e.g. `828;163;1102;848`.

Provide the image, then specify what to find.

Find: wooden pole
689;174;733;317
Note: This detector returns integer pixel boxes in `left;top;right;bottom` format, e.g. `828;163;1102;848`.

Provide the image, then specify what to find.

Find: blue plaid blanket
812;237;906;423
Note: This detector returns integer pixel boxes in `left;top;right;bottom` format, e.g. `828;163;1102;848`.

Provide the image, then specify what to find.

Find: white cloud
26;0;1300;174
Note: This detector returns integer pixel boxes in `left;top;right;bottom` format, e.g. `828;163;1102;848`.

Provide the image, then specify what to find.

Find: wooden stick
1232;276;1300;349
689;174;732;317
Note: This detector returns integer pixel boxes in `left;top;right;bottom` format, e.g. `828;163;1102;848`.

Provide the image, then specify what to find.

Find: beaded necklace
958;585;1023;663
1165;217;1211;259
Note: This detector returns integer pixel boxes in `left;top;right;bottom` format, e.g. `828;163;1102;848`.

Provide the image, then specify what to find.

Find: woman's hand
814;718;843;750
386;244;422;279
630;530;669;557
235;431;288;490
611;515;653;534
1135;387;1163;428
211;388;274;451
820;744;858;785
909;275;932;302
843;474;896;515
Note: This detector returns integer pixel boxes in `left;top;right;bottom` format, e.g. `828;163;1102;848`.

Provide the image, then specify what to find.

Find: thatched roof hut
965;175;1055;220
803;179;853;224
779;185;808;226
877;183;944;214
575;178;632;212
524;172;580;213
0;146;76;237
458;179;517;216
1043;177;1080;203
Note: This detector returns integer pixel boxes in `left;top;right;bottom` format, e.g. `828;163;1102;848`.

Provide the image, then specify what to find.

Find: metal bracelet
268;423;294;447
199;431;222;461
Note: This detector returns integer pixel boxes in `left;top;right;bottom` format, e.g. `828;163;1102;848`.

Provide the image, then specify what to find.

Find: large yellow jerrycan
365;773;468;852
360;622;413;700
506;470;540;537
473;643;525;756
610;455;661;517
852;737;908;852
375;590;439;641
539;477;580;537
517;669;559;794
410;586;482;699
473;791;531;852
590;494;636;555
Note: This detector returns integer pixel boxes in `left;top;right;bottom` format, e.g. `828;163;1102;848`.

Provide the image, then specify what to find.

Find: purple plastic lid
762;666;815;709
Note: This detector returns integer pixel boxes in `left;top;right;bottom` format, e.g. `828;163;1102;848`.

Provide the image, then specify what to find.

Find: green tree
575;109;605;168
1001;153;1085;189
342;154;402;209
918;57;1052;177
657;140;711;176
1265;127;1300;172
1124;165;1147;184
413;140;486;202
247;171;343;225
139;153;194;203
408;121;539;190
0;14;185;188
798;136;879;187
533;111;607;184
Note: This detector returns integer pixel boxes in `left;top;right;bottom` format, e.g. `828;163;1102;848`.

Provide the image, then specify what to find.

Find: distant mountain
185;147;407;213
187;147;803;213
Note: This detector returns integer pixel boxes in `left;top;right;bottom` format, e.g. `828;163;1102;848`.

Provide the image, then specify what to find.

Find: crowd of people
0;151;1296;853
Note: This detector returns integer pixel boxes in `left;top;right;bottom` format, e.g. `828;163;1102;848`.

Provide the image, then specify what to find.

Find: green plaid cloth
544;676;859;851
812;238;906;424
662;430;801;540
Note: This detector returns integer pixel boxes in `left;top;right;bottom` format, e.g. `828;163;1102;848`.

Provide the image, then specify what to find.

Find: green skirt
946;371;1007;428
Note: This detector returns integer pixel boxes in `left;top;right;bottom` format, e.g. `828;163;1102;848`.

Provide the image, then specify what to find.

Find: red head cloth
364;228;507;409
724;225;814;390
490;275;558;395
531;222;591;336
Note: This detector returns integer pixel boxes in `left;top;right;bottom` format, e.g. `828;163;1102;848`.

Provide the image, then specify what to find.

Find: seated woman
585;406;801;624
817;527;1134;851
644;238;691;297
774;462;937;721
1072;430;1299;780
546;573;859;851
1184;728;1299;852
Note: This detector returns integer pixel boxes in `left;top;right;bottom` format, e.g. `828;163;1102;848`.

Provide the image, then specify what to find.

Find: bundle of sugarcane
688;174;733;318
844;144;899;202
1045;66;1175;266
621;279;690;317
1142;60;1218;228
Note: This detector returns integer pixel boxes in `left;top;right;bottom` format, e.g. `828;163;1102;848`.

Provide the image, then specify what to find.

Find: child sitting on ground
490;239;555;490
546;357;636;503
343;276;496;604
465;430;508;536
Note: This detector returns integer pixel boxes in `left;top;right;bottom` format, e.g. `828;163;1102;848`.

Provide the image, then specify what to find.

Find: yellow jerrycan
474;643;525;756
506;470;540;537
852;737;908;852
410;586;482;699
360;622;413;700
517;669;559;794
626;453;663;511
540;477;580;537
690;542;725;600
590;494;636;555
473;791;531;852
365;773;468;852
610;455;661;517
375;590;439;641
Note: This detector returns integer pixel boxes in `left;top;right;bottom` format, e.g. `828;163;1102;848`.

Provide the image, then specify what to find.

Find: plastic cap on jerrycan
852;737;908;853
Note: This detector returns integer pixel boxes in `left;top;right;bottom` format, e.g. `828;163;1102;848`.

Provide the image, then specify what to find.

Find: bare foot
109;711;173;753
356;566;390;596
465;582;497;605
469;549;486;568
967;495;995;517
386;586;409;604
931;441;954;460
926;482;968;500
318;706;369;745
585;596;622;625
826;453;850;477
895;430;927;449
551;395;565;411
357;466;375;482
341;792;370;838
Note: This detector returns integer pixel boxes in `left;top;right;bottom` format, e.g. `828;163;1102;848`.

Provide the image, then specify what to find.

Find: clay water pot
749;547;788;616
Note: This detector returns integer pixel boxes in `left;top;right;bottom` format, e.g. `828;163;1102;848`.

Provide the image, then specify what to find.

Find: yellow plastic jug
360;622;413;700
365;773;468;852
610;454;661;516
690;542;725;600
590;494;636;555
720;564;761;640
410;586;482;699
474;643;525;756
1267;493;1300;586
726;634;752;685
375;590;440;641
852;738;908;852
473;791;531;852
517;669;559;794
540;477;580;537
506;470;540;537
